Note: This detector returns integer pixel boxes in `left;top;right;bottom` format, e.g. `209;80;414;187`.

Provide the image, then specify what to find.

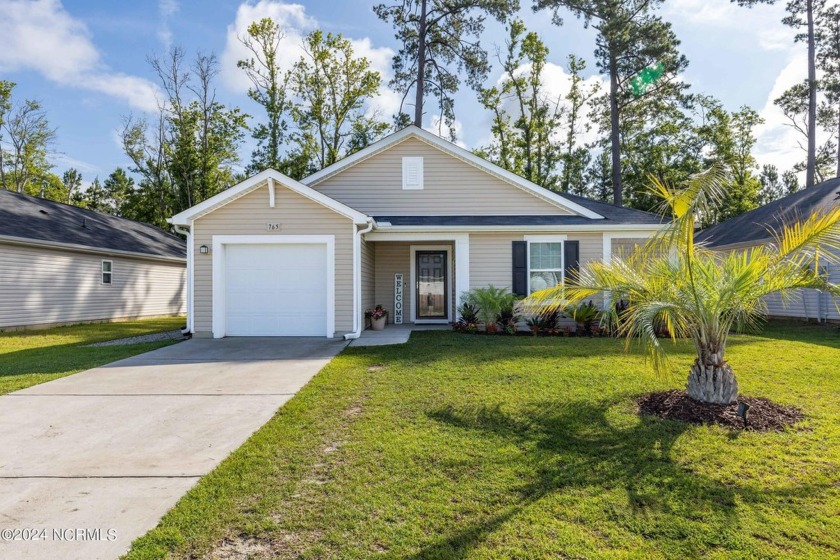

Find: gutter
344;218;376;340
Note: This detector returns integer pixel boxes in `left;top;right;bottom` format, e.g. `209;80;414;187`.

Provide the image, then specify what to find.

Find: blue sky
0;0;827;186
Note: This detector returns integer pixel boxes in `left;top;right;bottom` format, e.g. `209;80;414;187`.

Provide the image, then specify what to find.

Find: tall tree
374;0;519;138
696;104;764;223
0;88;56;194
477;19;564;189
121;113;174;228
733;0;825;188
758;163;783;204
774;81;836;182
534;0;689;206
289;30;389;175
560;55;598;196
817;3;840;177
71;177;109;213
62;168;83;204
238;18;292;172
102;168;135;216
150;48;247;209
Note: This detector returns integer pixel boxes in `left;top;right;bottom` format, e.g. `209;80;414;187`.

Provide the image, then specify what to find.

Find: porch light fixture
199;245;209;254
736;402;750;427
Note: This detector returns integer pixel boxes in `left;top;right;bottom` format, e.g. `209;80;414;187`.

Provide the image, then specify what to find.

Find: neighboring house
0;189;186;330
170;126;666;339
696;177;840;322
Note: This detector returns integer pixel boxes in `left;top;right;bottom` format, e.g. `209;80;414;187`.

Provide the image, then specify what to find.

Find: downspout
173;224;193;335
344;218;375;340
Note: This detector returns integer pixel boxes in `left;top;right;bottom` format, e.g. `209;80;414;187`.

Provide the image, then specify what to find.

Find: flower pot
371;316;387;331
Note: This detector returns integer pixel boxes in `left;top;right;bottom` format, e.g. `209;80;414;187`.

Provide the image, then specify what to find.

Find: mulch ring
637;390;805;432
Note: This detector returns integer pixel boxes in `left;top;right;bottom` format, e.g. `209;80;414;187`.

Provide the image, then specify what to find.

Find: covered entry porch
362;233;469;326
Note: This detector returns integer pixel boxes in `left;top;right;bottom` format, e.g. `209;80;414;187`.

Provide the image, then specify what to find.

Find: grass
124;322;840;559
0;317;185;395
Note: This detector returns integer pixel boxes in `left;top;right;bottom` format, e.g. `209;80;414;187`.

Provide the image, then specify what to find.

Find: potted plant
366;304;388;331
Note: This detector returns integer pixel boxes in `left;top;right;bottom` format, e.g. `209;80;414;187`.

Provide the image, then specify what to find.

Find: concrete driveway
0;337;346;560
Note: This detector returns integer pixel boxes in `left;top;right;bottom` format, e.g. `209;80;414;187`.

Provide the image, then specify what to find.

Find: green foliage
238;18;292;173
375;0;519;138
532;166;840;394
535;0;690;205
477;19;564;189
464;285;519;331
0;82;57;195
289;30;388;176
817;2;840;177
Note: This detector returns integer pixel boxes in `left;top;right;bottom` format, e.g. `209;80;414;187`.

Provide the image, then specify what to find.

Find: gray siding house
170;126;666;339
696;177;840;322
0;189;186;329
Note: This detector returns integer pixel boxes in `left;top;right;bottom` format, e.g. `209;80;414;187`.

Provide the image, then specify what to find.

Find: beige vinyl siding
763;250;840;321
192;184;355;335
361;237;375;321
0;242;185;329
311;137;573;216
611;237;649;259
469;232;604;290
374;243;409;324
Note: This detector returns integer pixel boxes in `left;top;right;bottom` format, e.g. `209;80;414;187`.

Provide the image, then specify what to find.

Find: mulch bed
637;390;805;432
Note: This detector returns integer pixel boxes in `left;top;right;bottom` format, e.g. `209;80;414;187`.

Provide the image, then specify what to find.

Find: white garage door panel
225;244;327;336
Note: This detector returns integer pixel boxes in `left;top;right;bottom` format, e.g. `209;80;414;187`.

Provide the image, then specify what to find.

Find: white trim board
301;126;604;220
211;235;336;338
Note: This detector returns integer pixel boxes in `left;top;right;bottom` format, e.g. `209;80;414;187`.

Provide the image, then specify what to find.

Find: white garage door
224;243;328;336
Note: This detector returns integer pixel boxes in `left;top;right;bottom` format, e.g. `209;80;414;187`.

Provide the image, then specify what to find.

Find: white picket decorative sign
394;273;404;324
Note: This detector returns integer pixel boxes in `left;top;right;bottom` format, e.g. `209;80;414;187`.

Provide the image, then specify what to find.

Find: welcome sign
394;273;404;324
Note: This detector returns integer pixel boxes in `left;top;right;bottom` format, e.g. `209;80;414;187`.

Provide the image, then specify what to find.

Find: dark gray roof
696;177;840;248
374;194;666;227
0;189;186;259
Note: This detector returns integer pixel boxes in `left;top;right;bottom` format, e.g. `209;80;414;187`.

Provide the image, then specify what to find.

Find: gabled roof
169;168;370;226
301;125;605;220
696;177;840;248
0;189;185;260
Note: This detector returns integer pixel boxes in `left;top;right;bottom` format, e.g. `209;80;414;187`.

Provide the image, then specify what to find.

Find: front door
416;250;447;320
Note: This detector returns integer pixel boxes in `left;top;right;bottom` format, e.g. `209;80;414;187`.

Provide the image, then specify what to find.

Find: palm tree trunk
686;350;739;404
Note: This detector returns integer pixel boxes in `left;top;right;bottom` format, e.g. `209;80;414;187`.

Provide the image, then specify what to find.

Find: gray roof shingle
696;177;840;248
374;193;666;227
0;189;186;259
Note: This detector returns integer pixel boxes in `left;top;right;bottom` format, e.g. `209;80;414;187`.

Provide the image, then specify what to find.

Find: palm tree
531;167;840;404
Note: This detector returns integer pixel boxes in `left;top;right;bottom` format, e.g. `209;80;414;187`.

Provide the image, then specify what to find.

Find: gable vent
402;156;424;190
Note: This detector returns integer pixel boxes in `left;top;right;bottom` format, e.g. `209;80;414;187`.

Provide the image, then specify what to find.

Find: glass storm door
416;251;447;319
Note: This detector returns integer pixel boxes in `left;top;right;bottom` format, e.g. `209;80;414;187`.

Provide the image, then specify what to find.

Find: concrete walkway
0;337;346;560
350;324;450;346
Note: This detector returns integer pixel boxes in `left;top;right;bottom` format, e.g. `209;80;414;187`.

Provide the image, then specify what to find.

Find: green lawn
125;323;840;559
0;317;185;395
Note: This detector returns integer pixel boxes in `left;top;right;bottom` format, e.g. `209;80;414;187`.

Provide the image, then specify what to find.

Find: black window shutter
564;241;580;285
512;241;527;296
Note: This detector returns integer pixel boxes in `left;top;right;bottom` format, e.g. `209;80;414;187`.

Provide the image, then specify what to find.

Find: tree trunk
806;0;817;188
608;52;623;206
686;356;739;404
414;0;427;128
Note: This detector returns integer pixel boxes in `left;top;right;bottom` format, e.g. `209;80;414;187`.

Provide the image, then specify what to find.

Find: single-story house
169;126;666;339
0;189;186;330
696;176;840;322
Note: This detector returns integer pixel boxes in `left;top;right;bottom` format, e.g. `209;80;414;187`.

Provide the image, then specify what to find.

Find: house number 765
266;223;280;231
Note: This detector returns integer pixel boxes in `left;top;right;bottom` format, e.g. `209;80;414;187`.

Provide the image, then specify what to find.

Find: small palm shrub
566;301;600;336
495;303;520;335
464;286;519;334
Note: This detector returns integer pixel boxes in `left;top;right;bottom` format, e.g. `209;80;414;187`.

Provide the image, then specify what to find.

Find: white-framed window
402;156;424;190
527;240;564;294
101;260;113;285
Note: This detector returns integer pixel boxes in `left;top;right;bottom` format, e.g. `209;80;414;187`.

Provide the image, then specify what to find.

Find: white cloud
753;54;835;177
0;0;160;112
158;0;179;48
220;1;316;93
